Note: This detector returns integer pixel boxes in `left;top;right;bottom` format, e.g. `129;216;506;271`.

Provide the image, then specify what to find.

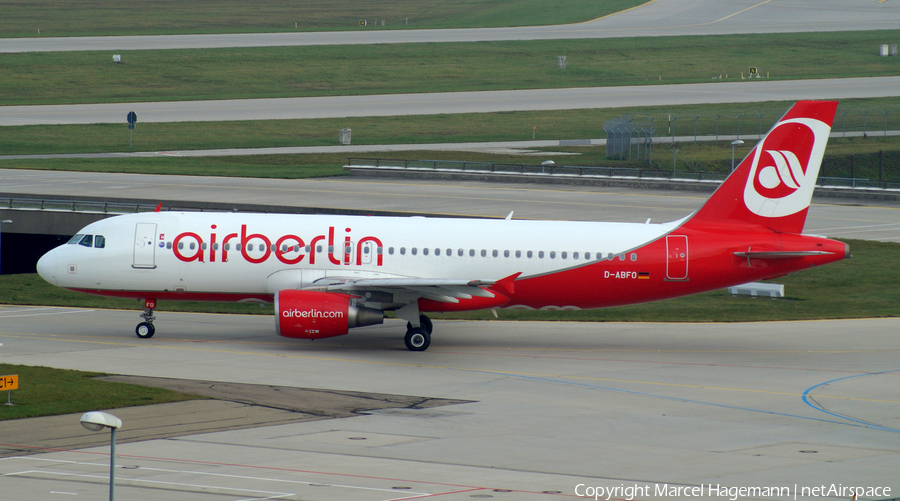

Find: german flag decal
638;272;651;279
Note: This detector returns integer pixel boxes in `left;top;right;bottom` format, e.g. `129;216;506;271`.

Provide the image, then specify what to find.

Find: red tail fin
684;101;837;234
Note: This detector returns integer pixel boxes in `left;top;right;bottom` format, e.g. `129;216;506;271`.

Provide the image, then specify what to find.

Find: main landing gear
135;299;156;339
404;314;433;352
397;302;434;351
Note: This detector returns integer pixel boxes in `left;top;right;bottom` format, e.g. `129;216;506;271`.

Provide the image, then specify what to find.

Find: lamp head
80;411;122;431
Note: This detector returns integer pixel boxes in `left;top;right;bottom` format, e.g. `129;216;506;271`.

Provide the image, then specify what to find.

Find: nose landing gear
136;298;156;339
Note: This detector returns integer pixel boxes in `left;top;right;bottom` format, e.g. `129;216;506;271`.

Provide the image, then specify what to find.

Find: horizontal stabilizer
733;250;835;259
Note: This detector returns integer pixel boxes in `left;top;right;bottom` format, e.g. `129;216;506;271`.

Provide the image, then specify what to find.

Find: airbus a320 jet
37;101;847;351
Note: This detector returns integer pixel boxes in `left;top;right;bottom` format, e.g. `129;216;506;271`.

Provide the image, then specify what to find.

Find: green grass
3;101;900;182
3;98;899;155
0;0;646;37
3;137;899;184
3;30;899;106
0;364;201;421
3;239;899;322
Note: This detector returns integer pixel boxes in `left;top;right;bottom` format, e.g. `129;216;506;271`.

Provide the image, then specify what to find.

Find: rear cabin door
133;223;157;269
665;235;688;281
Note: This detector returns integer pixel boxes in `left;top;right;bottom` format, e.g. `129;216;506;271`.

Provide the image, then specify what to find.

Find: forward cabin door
665;235;688;281
133;223;157;269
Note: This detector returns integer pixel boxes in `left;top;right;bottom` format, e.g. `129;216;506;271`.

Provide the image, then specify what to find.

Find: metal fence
819;150;900;189
616;105;899;144
346;156;900;190
603;116;654;162
0;197;204;214
346;157;727;181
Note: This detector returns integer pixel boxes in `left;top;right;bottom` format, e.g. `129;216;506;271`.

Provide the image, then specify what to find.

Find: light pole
0;220;12;276
81;411;122;501
731;140;745;171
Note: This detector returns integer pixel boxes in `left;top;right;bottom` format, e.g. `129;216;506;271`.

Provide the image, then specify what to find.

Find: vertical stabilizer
685;101;838;234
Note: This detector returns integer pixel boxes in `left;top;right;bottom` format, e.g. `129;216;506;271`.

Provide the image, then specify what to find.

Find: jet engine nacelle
275;290;383;339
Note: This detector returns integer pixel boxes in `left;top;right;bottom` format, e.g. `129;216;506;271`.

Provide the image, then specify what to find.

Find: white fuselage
39;211;680;298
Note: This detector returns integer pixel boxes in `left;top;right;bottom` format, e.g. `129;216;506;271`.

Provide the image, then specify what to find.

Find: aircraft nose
36;250;57;285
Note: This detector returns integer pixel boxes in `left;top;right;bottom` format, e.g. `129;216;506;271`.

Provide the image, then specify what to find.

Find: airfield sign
127;111;137;148
1;374;18;406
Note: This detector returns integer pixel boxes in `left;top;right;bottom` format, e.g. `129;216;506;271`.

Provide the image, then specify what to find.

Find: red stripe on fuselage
68;289;274;303
506;226;846;310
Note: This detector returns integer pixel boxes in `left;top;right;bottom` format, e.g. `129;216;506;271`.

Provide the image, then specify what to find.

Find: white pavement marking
0;308;95;319
3;456;435;500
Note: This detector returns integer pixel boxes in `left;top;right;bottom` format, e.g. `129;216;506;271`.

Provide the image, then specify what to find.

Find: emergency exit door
666;235;688;281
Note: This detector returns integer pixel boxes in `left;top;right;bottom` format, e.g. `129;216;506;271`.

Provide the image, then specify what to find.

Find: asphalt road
1;0;896;53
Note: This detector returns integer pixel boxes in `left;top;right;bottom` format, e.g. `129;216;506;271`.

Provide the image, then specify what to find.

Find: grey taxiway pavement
1;307;898;500
4;77;900;126
4;168;900;242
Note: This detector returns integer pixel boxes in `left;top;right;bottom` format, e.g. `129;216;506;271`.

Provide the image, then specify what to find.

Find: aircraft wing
305;277;499;303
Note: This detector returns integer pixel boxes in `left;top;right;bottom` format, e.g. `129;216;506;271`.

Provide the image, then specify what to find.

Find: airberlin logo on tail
755;149;804;197
743;117;831;218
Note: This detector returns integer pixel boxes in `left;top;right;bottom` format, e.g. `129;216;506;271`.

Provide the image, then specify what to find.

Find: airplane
37;100;847;351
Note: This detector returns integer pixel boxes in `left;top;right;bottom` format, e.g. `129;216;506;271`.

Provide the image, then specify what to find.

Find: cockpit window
67;234;100;248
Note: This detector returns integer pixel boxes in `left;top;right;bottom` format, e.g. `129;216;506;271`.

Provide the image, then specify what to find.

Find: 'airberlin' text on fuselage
282;309;344;319
172;225;384;266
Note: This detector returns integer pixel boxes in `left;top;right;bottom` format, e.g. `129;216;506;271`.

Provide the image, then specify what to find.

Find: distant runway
3;77;899;126
1;0;896;53
1;306;898;500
